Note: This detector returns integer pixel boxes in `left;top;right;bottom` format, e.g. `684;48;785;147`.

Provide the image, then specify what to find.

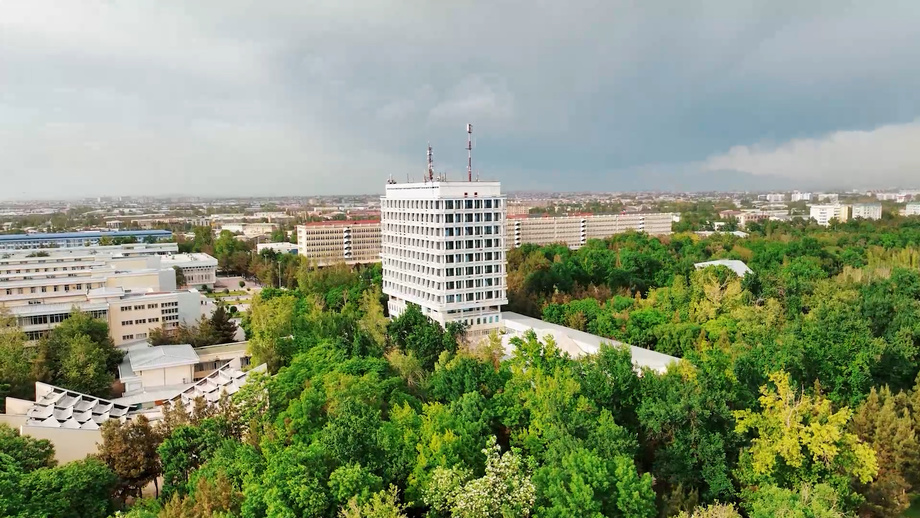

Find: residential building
381;180;507;336
791;191;812;202
765;193;785;203
851;203;883;220
809;204;850;226
718;210;770;229
292;213;672;266
296;220;381;266
0;230;172;250
902;203;920;217
161;253;218;288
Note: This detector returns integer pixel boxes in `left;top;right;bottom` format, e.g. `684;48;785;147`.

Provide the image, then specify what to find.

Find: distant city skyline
3;1;920;198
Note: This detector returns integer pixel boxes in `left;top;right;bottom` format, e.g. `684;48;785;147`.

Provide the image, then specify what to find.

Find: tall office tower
381;180;508;336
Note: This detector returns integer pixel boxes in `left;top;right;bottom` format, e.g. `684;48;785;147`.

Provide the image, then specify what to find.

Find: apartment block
809;204;850;226
381;181;508;335
851;203;883;221
296;220;381;266
902;203;920;217
507;212;674;249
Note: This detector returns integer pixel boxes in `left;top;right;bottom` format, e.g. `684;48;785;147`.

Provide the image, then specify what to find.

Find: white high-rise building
809;204;850;226
851;203;882;220
381;180;508;336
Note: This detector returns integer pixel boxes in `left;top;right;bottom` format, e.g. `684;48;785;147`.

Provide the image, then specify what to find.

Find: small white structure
694;259;752;278
117;343;200;405
500;311;678;374
902;203;920;217
256;242;298;255
161;253;218;288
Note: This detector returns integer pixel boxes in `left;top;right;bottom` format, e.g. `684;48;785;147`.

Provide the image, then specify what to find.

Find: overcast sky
2;0;920;199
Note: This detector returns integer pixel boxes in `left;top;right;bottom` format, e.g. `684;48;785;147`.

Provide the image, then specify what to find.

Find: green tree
340;486;407;518
97;415;162;499
33;309;123;396
209;305;239;345
0;311;34;409
19;457;118;518
733;372;878;492
174;266;187;288
0;423;56;472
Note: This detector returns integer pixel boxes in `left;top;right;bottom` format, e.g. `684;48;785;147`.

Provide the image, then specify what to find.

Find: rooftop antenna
427;142;434;182
466;123;473;182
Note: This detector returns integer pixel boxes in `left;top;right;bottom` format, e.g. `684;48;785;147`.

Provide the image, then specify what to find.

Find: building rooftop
174;362;267;406
160;253;218;267
693;259;752;278
301;219;381;227
16;382;130;430
0;230;172;242
501;311;678;373
125;344;200;373
8;301;108;317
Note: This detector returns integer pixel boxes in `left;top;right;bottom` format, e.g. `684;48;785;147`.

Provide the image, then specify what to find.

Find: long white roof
501;311;678;373
693;259;752;277
22;382;130;430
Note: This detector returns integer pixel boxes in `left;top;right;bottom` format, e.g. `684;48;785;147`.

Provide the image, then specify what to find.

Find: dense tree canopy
10;217;920;517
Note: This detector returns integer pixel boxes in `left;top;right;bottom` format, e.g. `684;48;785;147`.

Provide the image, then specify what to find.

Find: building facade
296;220;381;266
851;203;883;220
507;212;673;248
161;253;218;288
381;181;508;335
902;203;920;217
293;213;673;266
809;204;850;226
0;249;212;344
0;230;172;250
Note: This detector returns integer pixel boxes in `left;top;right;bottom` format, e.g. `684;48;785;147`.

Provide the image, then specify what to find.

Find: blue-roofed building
0;230;172;250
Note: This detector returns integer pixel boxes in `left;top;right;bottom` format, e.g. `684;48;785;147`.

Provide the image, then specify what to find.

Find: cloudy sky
2;0;919;198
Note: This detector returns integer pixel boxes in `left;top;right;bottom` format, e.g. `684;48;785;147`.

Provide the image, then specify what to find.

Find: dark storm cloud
2;0;919;198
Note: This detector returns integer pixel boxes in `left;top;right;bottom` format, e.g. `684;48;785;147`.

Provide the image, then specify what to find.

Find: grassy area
903;496;920;517
205;290;249;298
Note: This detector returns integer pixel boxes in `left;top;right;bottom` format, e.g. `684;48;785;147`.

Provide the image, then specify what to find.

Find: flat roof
501;311;678;373
301;220;380;227
127;344;199;372
694;259;752;278
0;230;172;242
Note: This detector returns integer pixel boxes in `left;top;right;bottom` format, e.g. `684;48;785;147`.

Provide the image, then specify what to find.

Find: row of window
121;303;160;311
382;198;503;210
3;282;97;296
120;317;160;326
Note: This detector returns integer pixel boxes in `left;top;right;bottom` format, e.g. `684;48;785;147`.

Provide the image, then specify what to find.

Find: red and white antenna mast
427;142;434;182
466;123;473;182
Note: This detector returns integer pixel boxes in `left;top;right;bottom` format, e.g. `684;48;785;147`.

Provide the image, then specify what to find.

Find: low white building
902;203;920;217
694;259;752;278
118;343;199;402
500;312;677;373
256;242;299;255
161;253;218;288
